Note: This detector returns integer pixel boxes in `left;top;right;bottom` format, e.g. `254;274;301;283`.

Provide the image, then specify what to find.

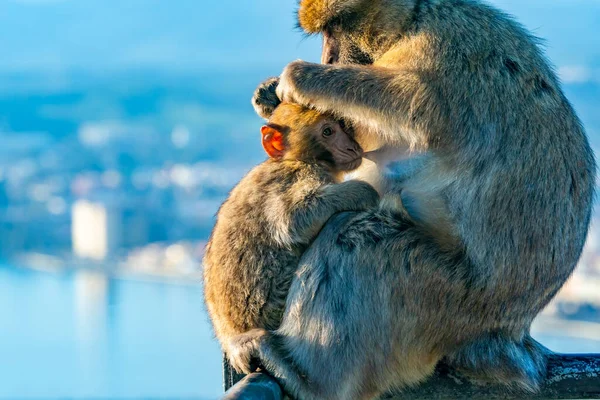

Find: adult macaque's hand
252;77;281;120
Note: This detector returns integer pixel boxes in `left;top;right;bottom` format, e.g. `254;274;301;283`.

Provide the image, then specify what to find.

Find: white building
72;200;121;260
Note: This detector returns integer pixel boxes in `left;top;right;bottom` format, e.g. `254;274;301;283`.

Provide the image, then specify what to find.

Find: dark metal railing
222;353;600;399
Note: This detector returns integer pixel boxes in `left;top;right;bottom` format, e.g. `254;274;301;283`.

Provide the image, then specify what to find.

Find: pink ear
261;125;285;159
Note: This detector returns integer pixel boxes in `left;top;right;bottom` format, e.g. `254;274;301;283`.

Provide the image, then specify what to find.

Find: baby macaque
203;103;379;371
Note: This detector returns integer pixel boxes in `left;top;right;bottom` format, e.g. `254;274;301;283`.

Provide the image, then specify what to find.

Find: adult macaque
242;0;596;398
203;103;379;371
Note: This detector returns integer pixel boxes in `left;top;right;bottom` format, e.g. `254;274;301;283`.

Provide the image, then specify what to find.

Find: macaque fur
203;104;379;369
241;0;596;399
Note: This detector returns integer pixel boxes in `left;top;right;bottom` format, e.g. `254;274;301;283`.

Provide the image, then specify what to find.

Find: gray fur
241;0;596;398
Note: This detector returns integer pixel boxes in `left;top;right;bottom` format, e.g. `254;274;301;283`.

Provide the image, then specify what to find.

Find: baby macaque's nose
349;143;363;157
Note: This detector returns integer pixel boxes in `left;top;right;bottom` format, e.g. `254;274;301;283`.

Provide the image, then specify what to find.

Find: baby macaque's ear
261;125;285;159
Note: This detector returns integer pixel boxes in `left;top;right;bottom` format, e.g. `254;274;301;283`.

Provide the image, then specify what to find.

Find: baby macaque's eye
322;127;334;137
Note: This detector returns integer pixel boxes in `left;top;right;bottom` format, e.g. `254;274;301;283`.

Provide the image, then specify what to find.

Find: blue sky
0;0;599;75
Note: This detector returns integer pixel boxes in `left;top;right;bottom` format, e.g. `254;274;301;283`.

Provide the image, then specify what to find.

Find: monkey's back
379;0;596;328
203;159;334;350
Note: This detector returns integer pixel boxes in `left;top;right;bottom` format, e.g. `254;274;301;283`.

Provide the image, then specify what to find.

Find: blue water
2;263;599;399
0;264;222;399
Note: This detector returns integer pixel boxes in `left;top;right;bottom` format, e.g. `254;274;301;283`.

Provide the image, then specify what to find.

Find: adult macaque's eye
322;127;334;137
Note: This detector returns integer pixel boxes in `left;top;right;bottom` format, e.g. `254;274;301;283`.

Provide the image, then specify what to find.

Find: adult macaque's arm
277;60;437;147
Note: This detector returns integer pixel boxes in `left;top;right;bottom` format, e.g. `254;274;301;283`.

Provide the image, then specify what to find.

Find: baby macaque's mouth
341;157;363;171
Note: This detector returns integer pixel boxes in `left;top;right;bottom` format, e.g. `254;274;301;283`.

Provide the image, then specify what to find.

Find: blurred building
72;200;121;261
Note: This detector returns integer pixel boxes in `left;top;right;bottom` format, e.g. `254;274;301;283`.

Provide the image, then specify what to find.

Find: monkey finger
252;77;281;119
228;345;254;374
227;329;268;374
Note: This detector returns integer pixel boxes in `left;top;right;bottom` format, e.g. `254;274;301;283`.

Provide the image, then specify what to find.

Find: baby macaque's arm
288;180;380;244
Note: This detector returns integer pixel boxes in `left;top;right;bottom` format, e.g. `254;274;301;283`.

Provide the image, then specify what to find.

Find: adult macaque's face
319;19;373;66
321;30;340;65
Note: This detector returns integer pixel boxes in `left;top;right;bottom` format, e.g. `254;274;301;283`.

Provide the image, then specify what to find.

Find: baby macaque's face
261;103;364;171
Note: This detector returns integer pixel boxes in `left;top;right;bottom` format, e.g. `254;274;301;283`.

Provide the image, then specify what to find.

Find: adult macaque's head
261;103;363;171
297;0;412;65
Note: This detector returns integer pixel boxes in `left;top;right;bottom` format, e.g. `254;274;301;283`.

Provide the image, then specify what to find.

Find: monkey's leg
288;180;380;244
256;212;439;400
445;332;549;392
277;61;442;148
257;212;369;399
227;327;324;399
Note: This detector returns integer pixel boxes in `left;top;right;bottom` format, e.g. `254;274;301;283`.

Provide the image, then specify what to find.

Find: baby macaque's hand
227;329;268;375
336;180;380;211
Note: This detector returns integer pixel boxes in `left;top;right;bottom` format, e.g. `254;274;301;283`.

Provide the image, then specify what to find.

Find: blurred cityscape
2;69;600;323
0;70;267;277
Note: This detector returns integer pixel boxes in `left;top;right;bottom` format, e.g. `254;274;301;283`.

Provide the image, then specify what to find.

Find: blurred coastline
2;68;600;326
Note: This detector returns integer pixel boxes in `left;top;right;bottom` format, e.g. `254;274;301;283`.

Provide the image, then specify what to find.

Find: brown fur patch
298;0;330;33
298;0;363;33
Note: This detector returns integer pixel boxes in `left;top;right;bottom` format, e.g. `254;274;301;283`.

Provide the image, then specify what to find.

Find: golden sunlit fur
298;0;363;33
